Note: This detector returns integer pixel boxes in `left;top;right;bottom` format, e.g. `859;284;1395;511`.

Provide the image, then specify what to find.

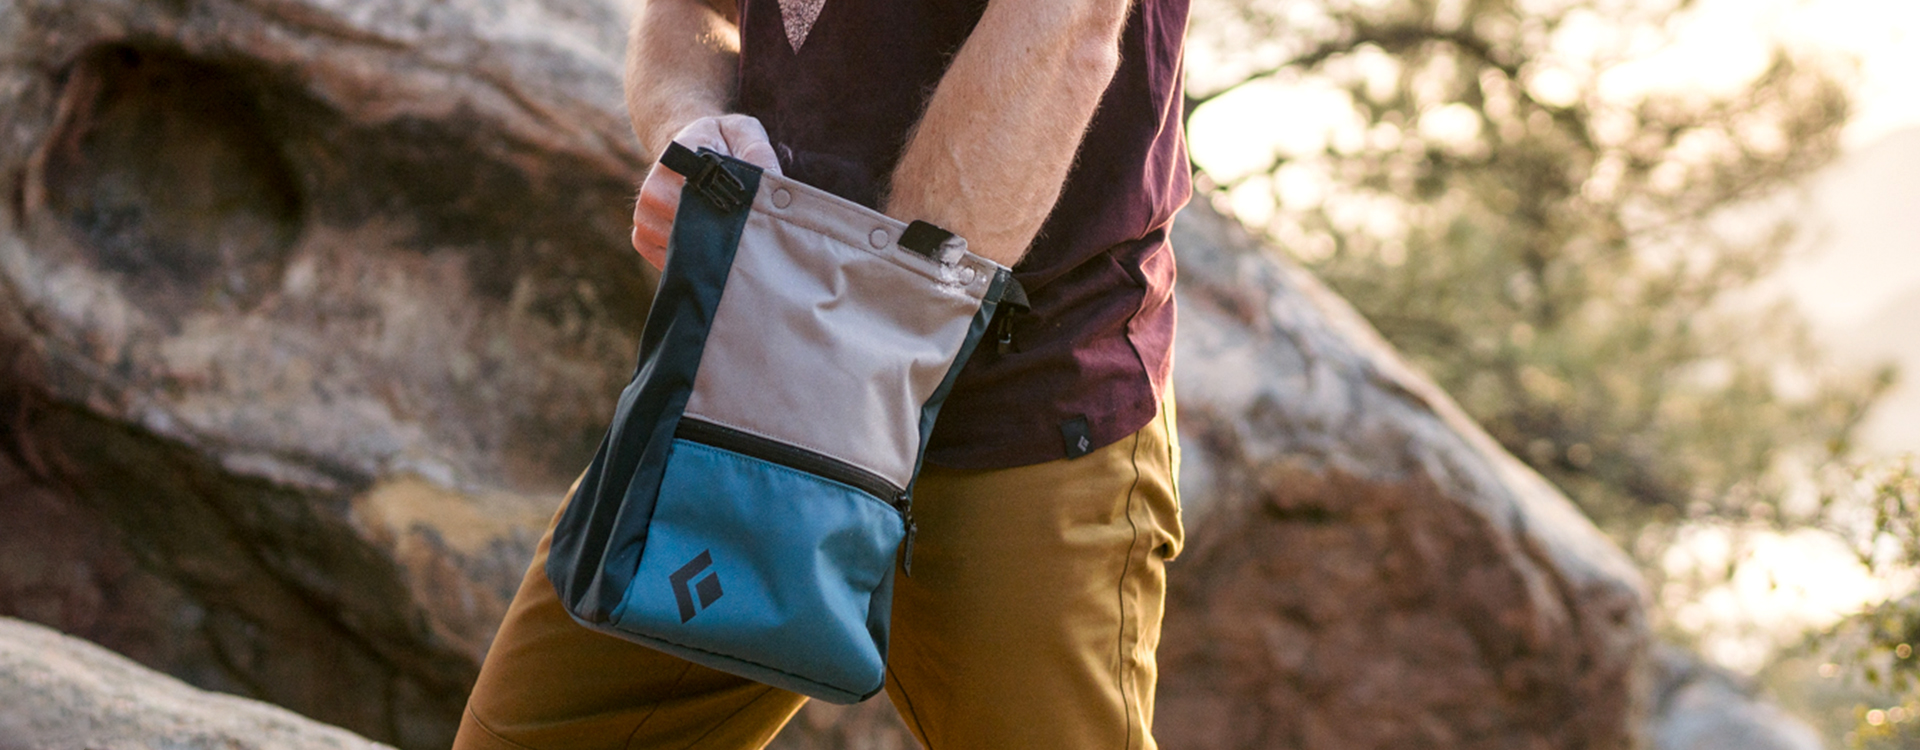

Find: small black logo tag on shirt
669;550;724;623
1061;416;1093;460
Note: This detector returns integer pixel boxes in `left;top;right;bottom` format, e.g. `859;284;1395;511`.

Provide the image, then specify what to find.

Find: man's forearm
882;0;1132;267
625;0;740;157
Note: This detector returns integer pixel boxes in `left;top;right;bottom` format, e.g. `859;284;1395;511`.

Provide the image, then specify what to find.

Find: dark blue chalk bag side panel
545;157;762;625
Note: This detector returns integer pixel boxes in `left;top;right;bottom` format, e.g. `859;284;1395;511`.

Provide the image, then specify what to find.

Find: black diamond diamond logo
669;550;724;623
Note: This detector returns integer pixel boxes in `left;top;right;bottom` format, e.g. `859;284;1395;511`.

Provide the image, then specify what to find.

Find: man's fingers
633;114;781;270
730;140;782;175
639;168;684;209
632;224;668;270
661;115;782;173
633;200;673;247
631;198;672;264
714;114;782;174
636;182;679;235
631;162;685;269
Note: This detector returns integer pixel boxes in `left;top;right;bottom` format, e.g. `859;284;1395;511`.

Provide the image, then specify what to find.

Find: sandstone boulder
1151;198;1651;749
1;0;646;744
0;0;1653;747
0;615;394;750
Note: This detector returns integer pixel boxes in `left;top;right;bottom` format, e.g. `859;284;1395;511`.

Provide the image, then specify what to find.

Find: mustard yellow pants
454;401;1182;750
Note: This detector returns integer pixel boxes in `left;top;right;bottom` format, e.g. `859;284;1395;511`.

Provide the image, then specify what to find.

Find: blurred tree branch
1182;0;1895;559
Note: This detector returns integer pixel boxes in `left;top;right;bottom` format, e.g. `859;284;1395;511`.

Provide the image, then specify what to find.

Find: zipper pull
895;491;916;576
994;276;1030;356
903;518;917;576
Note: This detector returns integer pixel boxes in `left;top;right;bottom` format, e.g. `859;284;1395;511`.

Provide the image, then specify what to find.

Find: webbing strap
657;141;707;178
659;142;749;213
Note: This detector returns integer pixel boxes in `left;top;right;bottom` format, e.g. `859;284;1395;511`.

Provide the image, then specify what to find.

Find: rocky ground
0;616;393;750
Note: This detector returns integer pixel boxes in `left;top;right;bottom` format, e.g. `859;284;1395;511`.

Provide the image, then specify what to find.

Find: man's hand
631;114;782;269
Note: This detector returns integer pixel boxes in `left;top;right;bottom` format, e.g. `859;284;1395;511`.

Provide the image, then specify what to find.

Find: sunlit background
4;0;1916;745
1183;0;1920;739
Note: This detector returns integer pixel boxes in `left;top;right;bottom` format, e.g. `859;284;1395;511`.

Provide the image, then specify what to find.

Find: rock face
1150;204;1651;748
0;615;394;750
1648;647;1824;750
0;0;1649;748
0;0;646;745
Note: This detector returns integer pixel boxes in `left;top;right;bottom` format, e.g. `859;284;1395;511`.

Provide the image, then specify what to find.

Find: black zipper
674;418;905;506
675;420;913;571
674;417;919;574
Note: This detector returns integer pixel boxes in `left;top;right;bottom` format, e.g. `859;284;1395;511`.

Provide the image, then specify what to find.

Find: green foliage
1803;456;1920;747
1820;455;1920;576
1184;0;1894;560
1761;653;1914;750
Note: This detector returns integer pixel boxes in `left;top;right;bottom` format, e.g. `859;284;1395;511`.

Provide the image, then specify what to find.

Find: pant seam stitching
683;684;781;749
464;705;543;750
623;660;697;749
1115;427;1148;750
889;661;936;750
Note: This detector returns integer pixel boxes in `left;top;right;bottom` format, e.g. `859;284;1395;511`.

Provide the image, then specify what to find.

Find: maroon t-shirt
736;0;1190;468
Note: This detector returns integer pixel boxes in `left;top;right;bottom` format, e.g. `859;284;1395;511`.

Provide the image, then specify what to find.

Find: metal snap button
958;265;978;285
869;228;890;248
771;188;792;209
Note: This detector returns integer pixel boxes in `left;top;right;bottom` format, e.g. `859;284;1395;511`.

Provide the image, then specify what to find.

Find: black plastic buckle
898;221;954;259
689;150;748;213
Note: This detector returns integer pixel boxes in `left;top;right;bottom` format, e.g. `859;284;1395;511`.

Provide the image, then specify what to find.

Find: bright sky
1623;0;1920;330
1191;0;1920;177
1186;0;1920;674
1753;0;1920;148
1663;525;1915;672
1593;0;1920;146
